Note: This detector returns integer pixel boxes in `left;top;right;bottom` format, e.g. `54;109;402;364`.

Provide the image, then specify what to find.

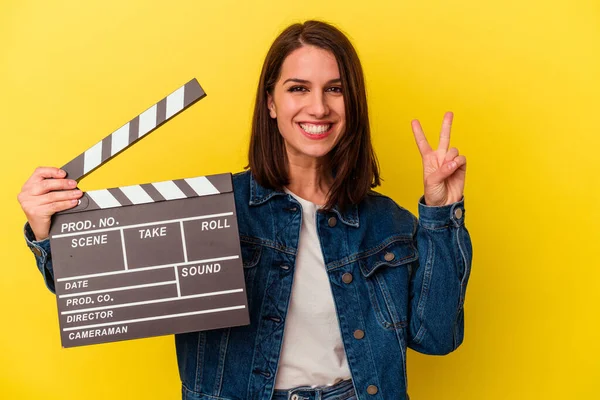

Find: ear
267;92;277;119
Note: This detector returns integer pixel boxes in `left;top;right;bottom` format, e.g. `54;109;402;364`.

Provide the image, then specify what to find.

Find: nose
306;91;329;118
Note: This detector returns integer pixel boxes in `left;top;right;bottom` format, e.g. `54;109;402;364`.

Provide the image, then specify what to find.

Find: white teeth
299;123;331;134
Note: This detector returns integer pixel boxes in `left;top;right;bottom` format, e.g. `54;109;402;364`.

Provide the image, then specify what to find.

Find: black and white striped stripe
62;173;232;213
62;79;206;182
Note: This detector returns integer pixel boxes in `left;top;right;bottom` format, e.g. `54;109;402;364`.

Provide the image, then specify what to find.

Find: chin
298;143;338;160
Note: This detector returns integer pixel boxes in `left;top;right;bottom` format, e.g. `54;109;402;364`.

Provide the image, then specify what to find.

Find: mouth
297;122;334;140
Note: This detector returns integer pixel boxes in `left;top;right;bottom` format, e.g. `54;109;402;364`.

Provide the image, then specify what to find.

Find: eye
288;86;308;92
326;86;343;94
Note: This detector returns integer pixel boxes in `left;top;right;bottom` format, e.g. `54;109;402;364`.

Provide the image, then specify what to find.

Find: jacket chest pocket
240;240;262;312
358;240;418;330
241;241;262;268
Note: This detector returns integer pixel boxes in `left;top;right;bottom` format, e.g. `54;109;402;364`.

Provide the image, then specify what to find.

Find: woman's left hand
411;111;466;206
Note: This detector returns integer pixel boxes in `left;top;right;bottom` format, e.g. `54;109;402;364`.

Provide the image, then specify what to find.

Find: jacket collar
249;172;359;228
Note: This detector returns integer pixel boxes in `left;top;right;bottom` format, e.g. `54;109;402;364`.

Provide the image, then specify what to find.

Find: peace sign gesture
411;112;467;207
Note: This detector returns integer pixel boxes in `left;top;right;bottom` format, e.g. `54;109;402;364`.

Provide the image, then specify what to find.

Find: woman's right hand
18;167;84;241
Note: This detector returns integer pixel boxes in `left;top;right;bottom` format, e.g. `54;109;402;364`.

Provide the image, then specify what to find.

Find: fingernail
58;169;66;176
74;190;82;195
449;162;456;169
69;180;77;187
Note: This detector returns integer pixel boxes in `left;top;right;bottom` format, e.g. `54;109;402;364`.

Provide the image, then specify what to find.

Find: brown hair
248;20;380;211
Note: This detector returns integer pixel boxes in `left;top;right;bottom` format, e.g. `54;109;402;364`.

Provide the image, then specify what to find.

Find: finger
28;178;78;196
437;112;453;152
41;199;81;215
20;190;82;217
20;192;81;220
444;147;459;162
38;189;83;205
27;167;67;184
454;155;467;171
442;155;467;176
411;119;432;157
428;155;466;185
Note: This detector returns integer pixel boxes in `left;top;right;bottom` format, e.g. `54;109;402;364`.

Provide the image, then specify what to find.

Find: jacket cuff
418;195;466;229
24;222;51;264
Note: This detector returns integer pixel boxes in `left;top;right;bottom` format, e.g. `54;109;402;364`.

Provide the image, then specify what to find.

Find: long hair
248;20;380;211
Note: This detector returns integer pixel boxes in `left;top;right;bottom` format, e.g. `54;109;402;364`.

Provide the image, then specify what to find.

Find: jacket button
353;329;365;340
32;247;42;257
454;208;463;219
367;385;378;395
384;252;395;262
342;273;353;284
328;216;337;227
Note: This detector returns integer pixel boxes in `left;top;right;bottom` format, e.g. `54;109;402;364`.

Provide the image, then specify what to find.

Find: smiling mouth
298;123;333;135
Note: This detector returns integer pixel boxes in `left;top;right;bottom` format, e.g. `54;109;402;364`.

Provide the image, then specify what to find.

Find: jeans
271;379;356;400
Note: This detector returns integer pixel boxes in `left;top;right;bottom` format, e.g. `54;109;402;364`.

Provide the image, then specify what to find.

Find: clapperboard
48;79;249;348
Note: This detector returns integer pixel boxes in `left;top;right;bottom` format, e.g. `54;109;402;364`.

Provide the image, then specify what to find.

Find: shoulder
359;190;418;236
232;169;251;186
231;170;259;221
231;170;252;198
364;189;416;218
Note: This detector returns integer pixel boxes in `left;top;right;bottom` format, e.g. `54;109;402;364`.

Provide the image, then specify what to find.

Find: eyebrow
282;78;342;85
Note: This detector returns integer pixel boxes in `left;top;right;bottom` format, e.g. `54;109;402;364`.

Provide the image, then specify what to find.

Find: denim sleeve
407;195;473;355
23;222;57;294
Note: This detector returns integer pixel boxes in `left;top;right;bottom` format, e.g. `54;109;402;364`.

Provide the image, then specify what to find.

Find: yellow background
1;0;598;398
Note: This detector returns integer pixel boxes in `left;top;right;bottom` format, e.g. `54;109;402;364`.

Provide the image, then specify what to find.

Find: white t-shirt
274;189;352;389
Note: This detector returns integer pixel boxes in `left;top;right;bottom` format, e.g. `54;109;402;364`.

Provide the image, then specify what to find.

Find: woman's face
267;45;346;164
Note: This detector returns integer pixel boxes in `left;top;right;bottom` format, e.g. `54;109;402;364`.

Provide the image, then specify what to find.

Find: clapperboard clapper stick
49;78;249;348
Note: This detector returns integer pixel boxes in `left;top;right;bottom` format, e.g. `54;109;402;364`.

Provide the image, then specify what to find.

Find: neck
285;154;332;206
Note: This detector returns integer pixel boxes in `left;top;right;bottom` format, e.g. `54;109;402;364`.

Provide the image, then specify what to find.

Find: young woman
19;20;472;400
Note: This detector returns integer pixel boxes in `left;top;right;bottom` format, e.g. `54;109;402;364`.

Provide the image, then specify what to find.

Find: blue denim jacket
25;170;472;399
